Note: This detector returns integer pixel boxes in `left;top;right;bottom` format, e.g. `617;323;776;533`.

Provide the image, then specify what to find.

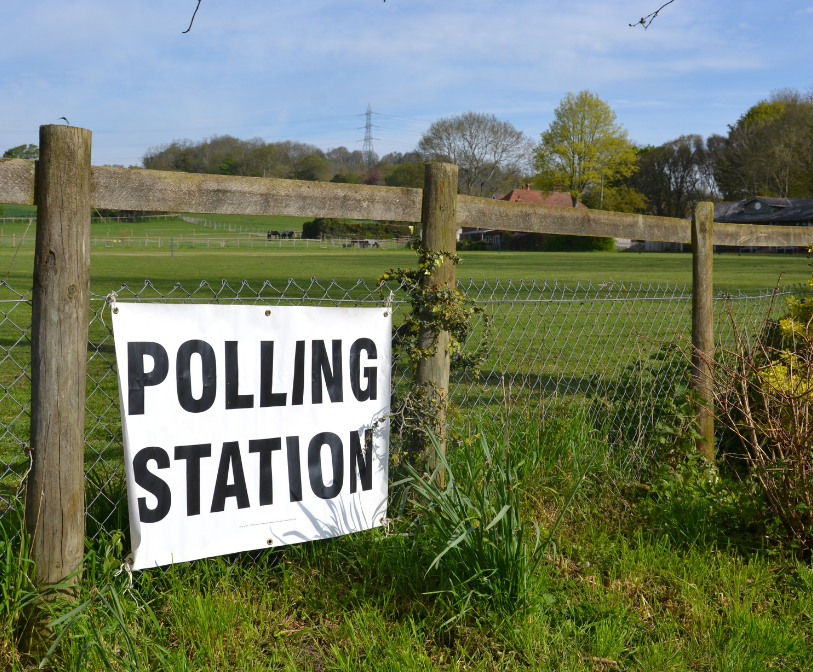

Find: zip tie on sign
100;291;118;329
113;552;134;591
383;290;394;317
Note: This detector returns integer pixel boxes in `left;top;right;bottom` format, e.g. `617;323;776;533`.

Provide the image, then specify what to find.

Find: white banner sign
112;304;391;570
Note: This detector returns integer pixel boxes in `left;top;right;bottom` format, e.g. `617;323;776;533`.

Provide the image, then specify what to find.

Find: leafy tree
582;183;647;213
331;172;362;184
417;112;532;197
3;144;38;160
143;136;369;182
384;162;425;189
295;154;332;181
535;91;638;206
713;90;813;199
632;135;717;218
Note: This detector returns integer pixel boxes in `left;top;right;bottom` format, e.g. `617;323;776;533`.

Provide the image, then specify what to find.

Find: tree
295;153;332;182
384;162;425;189
331;172;361;184
535;91;638;206
713;90;813;200
633;135;717;218
3;144;39;160
416;112;532;197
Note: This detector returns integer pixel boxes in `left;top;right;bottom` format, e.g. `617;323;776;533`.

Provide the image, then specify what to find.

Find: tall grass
400;422;601;620
2;408;812;670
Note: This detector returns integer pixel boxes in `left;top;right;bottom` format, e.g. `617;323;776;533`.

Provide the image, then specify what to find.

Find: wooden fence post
416;162;458;474
25;125;92;587
691;202;715;461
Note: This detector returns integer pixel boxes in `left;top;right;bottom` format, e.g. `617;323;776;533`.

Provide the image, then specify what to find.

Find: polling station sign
112;303;391;570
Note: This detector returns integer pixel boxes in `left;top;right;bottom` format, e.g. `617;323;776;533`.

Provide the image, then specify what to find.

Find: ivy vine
378;245;489;372
377;244;491;466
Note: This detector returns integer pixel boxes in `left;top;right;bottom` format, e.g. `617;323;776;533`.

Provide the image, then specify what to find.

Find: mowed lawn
0;246;808;295
0;209;809;293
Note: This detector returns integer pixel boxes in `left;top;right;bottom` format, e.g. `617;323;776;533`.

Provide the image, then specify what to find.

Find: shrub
706;289;813;557
301;218;411;240
330;172;361;184
457;240;491;251
502;233;547;251
541;234;615;252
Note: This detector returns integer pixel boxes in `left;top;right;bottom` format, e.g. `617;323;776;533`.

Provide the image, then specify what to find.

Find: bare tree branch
183;0;202;34
630;0;676;29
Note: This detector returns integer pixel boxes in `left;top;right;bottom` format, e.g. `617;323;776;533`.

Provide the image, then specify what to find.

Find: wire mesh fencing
0;278;809;536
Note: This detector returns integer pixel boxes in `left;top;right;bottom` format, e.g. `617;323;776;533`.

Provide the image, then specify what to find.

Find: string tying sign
113;304;391;569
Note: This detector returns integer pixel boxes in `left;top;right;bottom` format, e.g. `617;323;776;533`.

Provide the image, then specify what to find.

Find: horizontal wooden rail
3;157;812;248
0;158;35;205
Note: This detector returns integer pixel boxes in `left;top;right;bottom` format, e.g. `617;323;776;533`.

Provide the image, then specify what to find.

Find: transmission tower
361;104;378;166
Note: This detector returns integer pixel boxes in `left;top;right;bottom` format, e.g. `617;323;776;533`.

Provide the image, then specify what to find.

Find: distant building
460;186;591;247
714;196;813;253
714;196;813;226
492;184;587;209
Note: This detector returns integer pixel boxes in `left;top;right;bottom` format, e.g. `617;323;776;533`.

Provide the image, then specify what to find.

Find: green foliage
714;89;813;199
739;99;787;128
378;246;488;371
294;153;332;182
0;204;5;217
631;135;714;218
4;410;813;669
540;234;615;252
301;218;411;240
330;172;361;184
456;239;491;251
383;162;425;189
581;183;648;213
2;144;38;160
535;91;638;205
501;232;616;252
636;389;748;546
400;430;597;619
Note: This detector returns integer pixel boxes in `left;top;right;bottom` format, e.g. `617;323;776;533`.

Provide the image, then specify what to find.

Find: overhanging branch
630;0;676;29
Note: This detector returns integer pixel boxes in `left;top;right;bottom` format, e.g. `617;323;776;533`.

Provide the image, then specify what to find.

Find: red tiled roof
497;188;588;209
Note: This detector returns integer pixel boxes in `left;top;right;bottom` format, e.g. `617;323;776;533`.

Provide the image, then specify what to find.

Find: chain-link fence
0;279;808;536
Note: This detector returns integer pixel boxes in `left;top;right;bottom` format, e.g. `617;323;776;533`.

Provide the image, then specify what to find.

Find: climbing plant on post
379;162;488;481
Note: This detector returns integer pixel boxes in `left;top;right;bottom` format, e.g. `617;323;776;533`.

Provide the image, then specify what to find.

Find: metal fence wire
0;278;809;536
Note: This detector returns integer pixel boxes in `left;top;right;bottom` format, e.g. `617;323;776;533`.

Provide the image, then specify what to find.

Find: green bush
541;234;615;252
502;233;547;251
457;240;491;251
301;218;411;240
330;172;362;184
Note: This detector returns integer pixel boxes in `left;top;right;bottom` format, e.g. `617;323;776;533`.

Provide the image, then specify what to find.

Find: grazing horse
267;230;281;239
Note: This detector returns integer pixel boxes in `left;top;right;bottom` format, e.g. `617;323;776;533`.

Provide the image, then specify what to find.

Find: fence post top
424;161;459;170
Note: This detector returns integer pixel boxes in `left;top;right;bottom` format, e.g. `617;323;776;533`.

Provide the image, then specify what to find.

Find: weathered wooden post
691;202;715;461
416;162;458;475
25;125;92;587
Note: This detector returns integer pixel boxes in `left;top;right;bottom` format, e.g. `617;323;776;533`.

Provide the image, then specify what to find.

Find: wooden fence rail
0;124;803;588
3;156;813;248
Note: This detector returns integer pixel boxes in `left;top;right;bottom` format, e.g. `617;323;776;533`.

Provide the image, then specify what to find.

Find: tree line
6;88;812;220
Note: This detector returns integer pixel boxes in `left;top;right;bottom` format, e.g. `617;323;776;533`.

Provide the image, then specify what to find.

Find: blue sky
1;1;811;167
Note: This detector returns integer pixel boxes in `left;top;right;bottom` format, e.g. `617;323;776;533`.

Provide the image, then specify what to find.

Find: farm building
714;196;813;252
460;186;589;246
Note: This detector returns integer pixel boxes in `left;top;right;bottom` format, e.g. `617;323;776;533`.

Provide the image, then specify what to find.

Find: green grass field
0;209;809;293
3;413;812;671
2;213;813;669
0;244;808;295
